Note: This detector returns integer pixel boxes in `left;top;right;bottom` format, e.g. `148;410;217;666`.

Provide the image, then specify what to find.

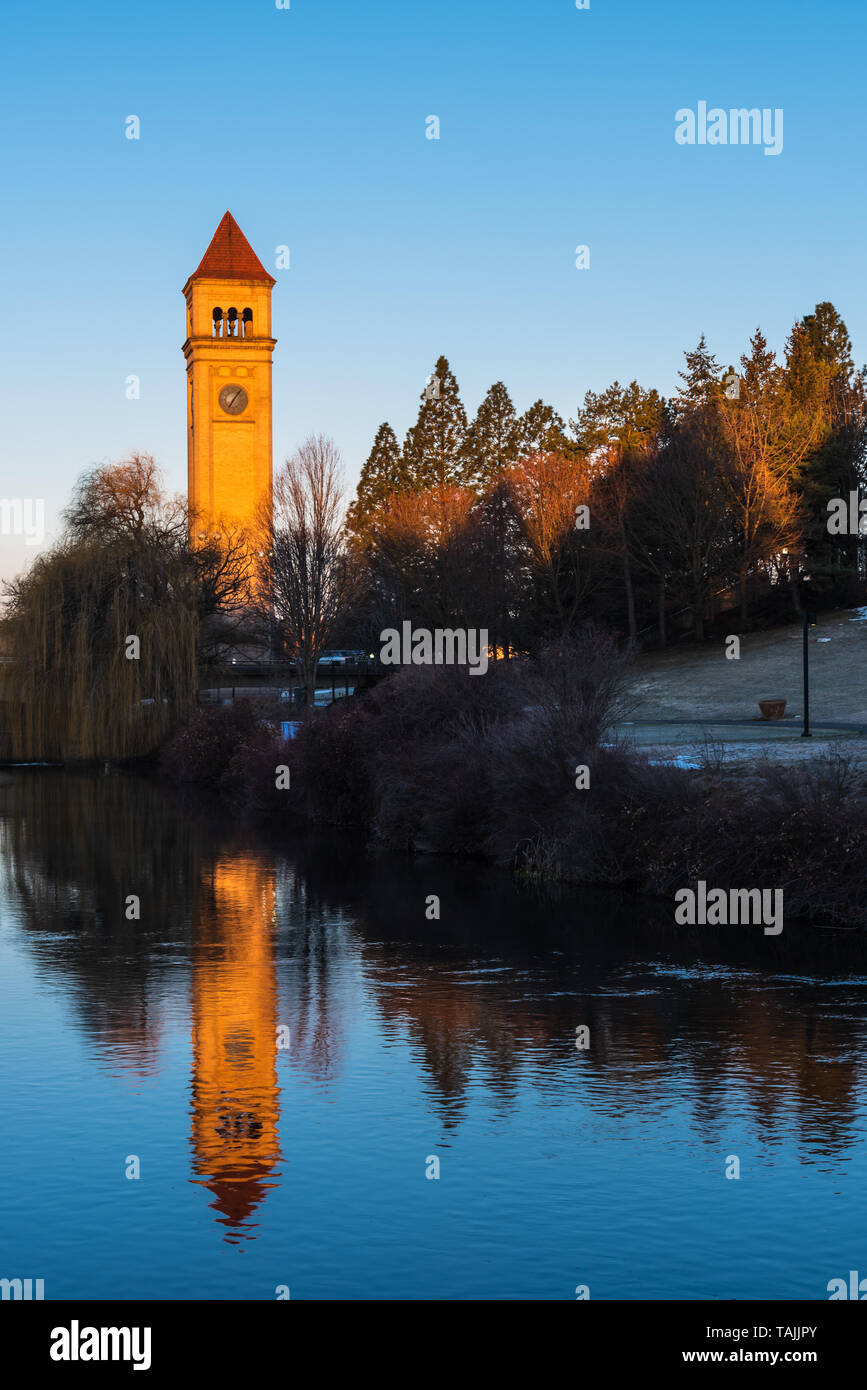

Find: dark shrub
363;662;523;852
293;628;640;862
635;747;867;926
160;700;285;810
292;700;375;827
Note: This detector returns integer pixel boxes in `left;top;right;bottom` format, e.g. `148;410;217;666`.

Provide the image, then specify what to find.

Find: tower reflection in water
189;853;282;1244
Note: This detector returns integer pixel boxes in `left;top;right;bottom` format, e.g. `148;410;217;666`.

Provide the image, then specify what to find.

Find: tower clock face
218;384;248;415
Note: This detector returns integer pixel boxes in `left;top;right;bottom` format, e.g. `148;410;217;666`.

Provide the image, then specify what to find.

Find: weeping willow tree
1;537;199;761
0;455;215;761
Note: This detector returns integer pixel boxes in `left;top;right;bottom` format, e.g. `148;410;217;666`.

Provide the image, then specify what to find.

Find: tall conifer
463;382;519;491
402;356;468;489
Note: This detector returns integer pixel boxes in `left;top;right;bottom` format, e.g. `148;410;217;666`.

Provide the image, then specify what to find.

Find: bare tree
186;519;257;664
264;436;356;709
65;454;256;657
64;453;187;546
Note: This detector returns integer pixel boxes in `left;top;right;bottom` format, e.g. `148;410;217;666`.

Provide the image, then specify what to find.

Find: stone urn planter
758;698;787;721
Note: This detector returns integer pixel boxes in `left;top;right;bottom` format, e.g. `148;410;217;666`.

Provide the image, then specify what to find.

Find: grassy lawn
622;607;867;765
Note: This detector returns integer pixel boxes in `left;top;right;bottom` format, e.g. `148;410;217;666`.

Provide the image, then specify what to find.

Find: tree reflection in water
2;767;867;1257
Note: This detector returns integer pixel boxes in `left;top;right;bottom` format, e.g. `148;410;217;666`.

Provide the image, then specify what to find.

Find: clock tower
182;212;276;536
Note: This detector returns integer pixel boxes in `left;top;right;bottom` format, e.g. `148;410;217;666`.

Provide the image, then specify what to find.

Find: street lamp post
801;573;815;738
802;607;811;738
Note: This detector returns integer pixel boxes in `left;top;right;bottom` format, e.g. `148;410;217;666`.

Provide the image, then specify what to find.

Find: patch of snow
647;756;702;769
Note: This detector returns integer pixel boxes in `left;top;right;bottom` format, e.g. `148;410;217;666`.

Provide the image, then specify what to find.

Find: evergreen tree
676;334;723;411
514;399;571;457
573;379;667;455
460;382;521;657
783;304;867;590
402;356;468;490
739;328;777;400
572;381;667;639
349;422;407;531
463;381;519;491
721;330;806;621
802;301;854;378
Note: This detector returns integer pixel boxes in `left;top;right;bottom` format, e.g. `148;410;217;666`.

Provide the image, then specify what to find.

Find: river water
1;768;866;1300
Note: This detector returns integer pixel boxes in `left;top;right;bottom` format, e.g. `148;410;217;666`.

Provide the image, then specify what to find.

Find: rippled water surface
1;769;866;1300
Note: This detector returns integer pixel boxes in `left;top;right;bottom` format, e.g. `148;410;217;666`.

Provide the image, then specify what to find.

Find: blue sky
1;0;864;581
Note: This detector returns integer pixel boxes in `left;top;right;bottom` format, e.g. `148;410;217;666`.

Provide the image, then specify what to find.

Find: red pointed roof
190;212;275;284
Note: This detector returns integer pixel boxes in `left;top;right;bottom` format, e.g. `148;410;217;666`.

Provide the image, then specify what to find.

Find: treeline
3;301;865;764
345;302;867;650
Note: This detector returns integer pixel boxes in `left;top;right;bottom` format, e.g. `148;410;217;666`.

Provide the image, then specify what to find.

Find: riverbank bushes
159;699;285;811
159;632;867;925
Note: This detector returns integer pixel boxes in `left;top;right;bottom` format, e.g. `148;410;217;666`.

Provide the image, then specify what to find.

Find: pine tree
514;399;571;457
350;422;407;529
402;356;468;489
463;381;519;491
801;301;854;378
573;379;666;454
676;334;723;411
739;328;778;401
572;380;666;639
784;303;867;587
